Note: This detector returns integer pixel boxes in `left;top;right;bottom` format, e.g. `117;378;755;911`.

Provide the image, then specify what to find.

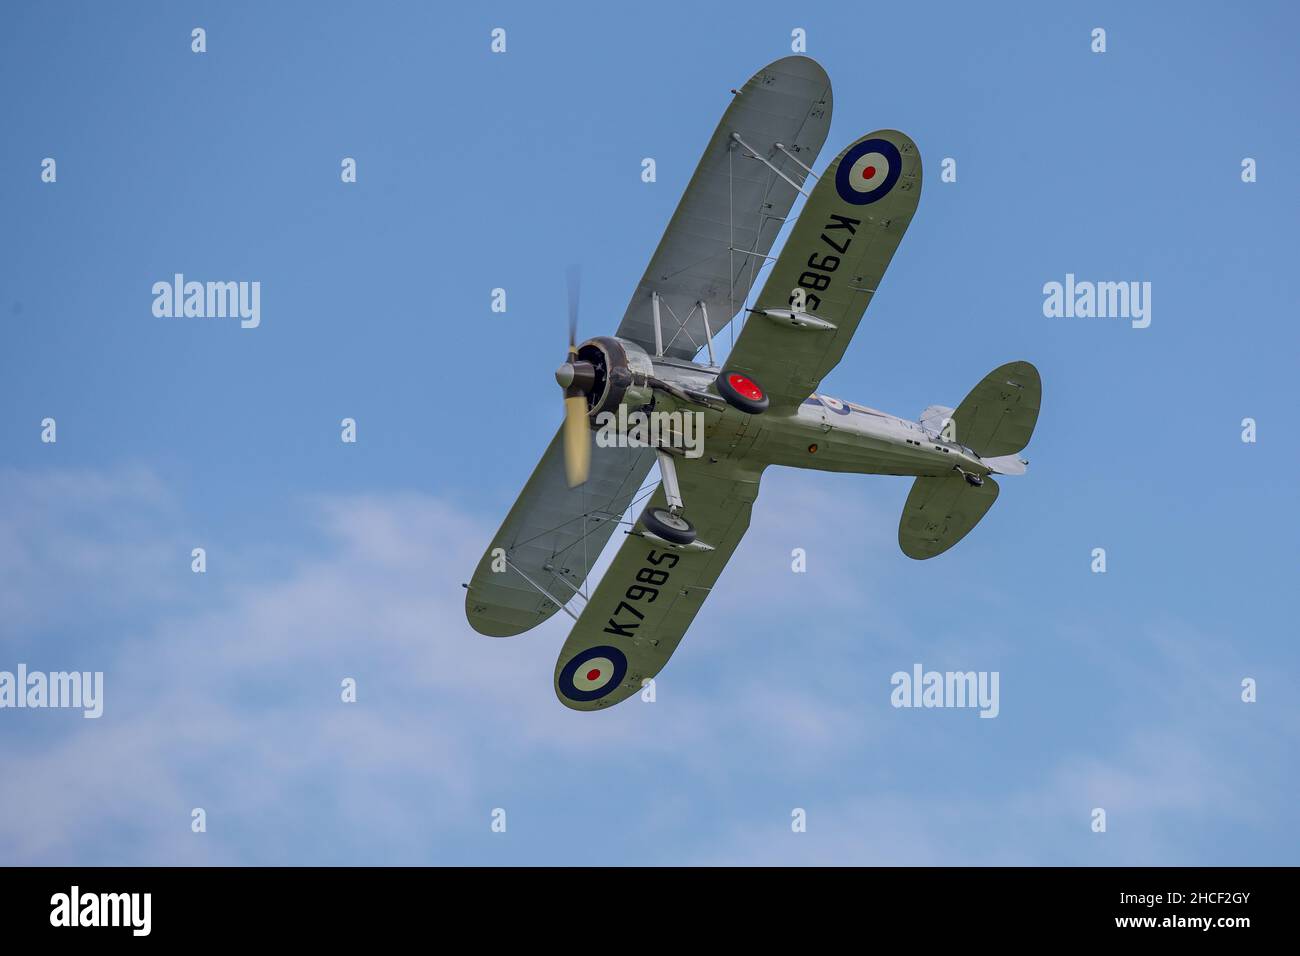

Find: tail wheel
717;370;770;414
641;506;697;545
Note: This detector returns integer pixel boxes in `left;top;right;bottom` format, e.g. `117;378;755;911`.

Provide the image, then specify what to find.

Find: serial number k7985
602;549;678;638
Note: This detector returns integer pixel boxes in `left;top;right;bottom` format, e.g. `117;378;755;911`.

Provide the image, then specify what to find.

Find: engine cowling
575;336;655;422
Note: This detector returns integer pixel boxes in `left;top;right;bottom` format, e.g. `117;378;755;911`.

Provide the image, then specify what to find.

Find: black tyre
963;472;984;487
641;506;696;545
716;370;770;414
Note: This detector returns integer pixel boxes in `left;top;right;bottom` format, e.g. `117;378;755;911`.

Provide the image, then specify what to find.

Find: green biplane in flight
465;56;1041;711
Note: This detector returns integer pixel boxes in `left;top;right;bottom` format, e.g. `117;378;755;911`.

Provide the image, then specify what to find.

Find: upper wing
723;129;922;407
615;56;832;360
552;461;764;711
465;426;655;637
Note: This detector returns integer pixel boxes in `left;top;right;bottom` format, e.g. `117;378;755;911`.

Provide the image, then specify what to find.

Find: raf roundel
557;645;629;703
834;137;903;206
819;395;852;416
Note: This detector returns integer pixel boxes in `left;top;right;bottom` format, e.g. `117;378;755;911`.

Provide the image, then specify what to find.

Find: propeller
556;266;595;487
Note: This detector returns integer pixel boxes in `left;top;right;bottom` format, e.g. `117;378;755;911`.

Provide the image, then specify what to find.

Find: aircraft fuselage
647;355;990;481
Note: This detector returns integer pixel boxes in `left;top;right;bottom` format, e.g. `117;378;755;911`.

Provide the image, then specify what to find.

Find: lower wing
465;425;656;637
552;461;764;710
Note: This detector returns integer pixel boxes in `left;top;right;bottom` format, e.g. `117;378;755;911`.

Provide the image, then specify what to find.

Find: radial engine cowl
575;336;655;421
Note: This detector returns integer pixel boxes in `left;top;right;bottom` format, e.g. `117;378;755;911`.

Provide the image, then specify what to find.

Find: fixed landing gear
716;370;770;415
640;448;699;546
953;465;985;487
640;506;697;545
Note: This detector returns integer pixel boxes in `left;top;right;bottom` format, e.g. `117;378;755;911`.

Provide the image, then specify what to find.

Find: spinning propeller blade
559;265;591;487
562;395;590;487
566;264;581;351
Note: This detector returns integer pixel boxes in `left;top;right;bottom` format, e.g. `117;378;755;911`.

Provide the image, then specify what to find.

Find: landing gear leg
656;449;685;514
641;450;697;545
954;465;985;488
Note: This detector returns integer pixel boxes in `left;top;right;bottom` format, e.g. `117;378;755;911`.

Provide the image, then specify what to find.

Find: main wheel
641;506;697;545
963;472;984;487
716;370;770;414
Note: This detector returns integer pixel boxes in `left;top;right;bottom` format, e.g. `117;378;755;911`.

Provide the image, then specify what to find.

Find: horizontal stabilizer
951;361;1041;458
899;475;1000;560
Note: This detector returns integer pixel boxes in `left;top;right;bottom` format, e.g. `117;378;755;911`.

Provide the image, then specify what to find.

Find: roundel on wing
834;138;903;206
557;645;629;703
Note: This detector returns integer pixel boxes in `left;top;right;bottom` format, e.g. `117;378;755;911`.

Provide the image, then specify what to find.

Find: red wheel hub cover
727;373;764;401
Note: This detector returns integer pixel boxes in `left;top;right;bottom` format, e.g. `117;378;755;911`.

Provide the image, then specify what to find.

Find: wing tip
553;684;626;713
464;592;535;638
756;53;830;81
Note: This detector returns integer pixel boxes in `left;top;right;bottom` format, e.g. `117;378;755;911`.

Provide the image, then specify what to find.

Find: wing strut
652;292;717;359
775;142;818;179
502;557;580;622
730;133;811;198
700;300;715;365
611;56;832;361
628;128;819;365
651;291;663;355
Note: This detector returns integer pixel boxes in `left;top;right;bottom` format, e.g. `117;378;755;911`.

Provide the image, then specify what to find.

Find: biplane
464;56;1041;710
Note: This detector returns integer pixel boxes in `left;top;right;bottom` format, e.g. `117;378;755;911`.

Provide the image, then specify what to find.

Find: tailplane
950;360;1041;457
900;360;1040;559
898;475;1000;560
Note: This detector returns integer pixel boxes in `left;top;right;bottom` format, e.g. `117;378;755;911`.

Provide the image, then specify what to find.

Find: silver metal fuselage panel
650;358;987;479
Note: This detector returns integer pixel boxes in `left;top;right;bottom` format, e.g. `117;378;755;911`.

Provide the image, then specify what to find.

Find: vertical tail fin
918;404;955;438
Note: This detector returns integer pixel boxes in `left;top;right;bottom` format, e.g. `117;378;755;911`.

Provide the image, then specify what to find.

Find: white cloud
0;466;876;863
0;466;1292;865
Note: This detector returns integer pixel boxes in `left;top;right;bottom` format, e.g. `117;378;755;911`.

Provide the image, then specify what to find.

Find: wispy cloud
0;466;1294;865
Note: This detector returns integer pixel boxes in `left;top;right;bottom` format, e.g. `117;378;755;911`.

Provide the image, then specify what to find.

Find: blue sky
1;0;1297;865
